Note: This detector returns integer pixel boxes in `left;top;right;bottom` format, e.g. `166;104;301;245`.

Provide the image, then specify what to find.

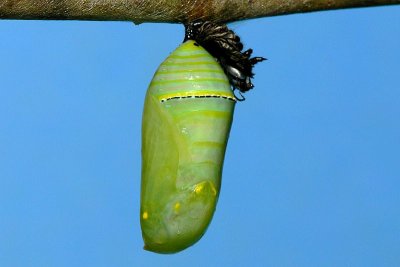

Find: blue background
1;6;399;267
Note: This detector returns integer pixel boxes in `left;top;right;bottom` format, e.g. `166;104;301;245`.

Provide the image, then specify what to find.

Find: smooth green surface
141;41;235;253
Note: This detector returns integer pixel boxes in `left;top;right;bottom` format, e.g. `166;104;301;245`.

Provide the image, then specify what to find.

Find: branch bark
0;0;399;24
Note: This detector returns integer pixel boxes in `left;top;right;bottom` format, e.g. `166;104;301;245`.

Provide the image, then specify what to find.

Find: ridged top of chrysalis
147;40;235;102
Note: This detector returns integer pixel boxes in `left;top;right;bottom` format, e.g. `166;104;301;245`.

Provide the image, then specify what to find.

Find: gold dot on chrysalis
142;211;149;220
194;183;204;194
174;202;181;213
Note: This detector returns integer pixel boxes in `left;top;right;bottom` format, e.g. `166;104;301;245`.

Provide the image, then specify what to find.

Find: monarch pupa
141;39;235;253
140;21;264;254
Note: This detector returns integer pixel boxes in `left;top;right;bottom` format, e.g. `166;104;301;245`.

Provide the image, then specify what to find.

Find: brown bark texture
0;0;399;24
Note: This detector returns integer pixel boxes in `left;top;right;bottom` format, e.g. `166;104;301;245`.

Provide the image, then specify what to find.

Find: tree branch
0;0;399;24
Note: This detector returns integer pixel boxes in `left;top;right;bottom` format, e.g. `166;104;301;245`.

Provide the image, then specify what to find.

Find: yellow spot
142;211;148;220
194;183;204;194
174;202;181;213
194;181;218;196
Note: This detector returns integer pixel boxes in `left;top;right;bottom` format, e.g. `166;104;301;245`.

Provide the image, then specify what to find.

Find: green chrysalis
140;40;236;253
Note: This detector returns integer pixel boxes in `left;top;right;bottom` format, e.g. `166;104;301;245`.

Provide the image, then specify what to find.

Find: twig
0;0;399;24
